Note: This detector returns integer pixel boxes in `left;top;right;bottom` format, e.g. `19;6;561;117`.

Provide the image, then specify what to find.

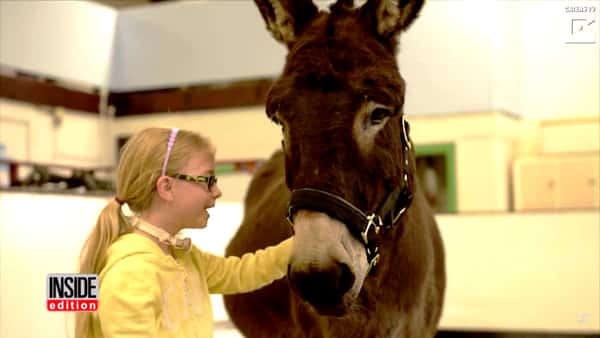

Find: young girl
76;127;293;338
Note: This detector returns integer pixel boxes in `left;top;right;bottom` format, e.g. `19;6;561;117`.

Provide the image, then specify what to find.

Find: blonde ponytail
79;199;129;274
75;199;131;338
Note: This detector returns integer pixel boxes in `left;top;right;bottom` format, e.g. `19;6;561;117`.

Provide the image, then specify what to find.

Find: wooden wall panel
0;75;99;113
0;73;273;116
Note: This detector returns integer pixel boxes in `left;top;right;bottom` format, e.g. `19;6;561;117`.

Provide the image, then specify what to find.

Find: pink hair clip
161;128;180;176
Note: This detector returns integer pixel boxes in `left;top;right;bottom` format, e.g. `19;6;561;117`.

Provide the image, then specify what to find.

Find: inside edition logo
47;274;98;312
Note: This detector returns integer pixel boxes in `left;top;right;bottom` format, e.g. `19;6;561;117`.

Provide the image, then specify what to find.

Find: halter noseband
287;115;414;274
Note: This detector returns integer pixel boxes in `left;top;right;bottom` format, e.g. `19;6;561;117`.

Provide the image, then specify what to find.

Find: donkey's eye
370;107;392;125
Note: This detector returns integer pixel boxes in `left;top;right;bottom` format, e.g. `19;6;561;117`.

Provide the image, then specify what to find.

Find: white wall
399;0;494;115
489;2;523;116
0;0;117;88
0;99;113;168
110;106;281;160
109;1;287;91
402;0;599;118
541;116;600;154
0;193;109;338
515;1;599;119
439;211;600;333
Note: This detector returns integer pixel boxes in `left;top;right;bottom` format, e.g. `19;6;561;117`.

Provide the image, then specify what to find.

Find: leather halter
287;115;414;274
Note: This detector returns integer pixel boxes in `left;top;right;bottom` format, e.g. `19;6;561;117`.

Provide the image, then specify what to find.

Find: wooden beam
109;78;274;116
109;88;185;116
0;73;274;116
0;75;100;113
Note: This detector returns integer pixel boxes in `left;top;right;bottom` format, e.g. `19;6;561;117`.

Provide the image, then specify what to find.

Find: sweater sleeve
193;237;293;295
98;257;159;338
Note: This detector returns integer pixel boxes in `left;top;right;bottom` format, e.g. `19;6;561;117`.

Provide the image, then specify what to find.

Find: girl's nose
212;184;222;199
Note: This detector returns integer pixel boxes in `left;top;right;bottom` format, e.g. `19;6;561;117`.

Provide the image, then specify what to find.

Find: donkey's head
256;0;424;316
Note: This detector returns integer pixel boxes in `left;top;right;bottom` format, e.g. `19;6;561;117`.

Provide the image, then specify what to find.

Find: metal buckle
361;214;382;246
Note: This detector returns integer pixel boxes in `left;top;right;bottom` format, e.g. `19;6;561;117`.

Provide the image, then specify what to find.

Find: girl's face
171;151;222;229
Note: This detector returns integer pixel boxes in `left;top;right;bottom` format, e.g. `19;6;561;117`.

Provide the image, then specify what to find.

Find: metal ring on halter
361;214;382;246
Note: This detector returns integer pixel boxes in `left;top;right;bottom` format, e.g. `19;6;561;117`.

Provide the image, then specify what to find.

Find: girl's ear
156;176;175;202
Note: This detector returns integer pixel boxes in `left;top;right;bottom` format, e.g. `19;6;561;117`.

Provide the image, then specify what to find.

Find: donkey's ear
360;0;425;38
254;0;319;46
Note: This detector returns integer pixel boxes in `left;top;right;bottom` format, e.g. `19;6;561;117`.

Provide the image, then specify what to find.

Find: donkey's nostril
290;262;355;305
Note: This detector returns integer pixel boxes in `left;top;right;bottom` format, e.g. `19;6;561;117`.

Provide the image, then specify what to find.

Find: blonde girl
76;127;292;338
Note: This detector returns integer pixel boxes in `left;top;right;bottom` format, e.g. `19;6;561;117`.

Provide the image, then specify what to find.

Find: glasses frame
169;173;218;190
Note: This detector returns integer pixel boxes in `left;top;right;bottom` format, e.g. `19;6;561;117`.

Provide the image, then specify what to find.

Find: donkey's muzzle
289;261;355;316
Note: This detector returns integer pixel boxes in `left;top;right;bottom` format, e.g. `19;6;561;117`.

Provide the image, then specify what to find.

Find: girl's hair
75;127;213;338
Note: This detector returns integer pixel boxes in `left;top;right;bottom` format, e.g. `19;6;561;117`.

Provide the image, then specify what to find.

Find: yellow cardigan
91;232;293;338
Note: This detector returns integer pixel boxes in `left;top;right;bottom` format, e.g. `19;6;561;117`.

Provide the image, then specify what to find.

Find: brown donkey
225;1;445;337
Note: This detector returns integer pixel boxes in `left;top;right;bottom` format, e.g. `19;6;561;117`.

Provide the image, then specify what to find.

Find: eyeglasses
169;173;218;190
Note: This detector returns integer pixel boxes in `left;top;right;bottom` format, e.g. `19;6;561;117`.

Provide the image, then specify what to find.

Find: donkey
224;0;445;337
